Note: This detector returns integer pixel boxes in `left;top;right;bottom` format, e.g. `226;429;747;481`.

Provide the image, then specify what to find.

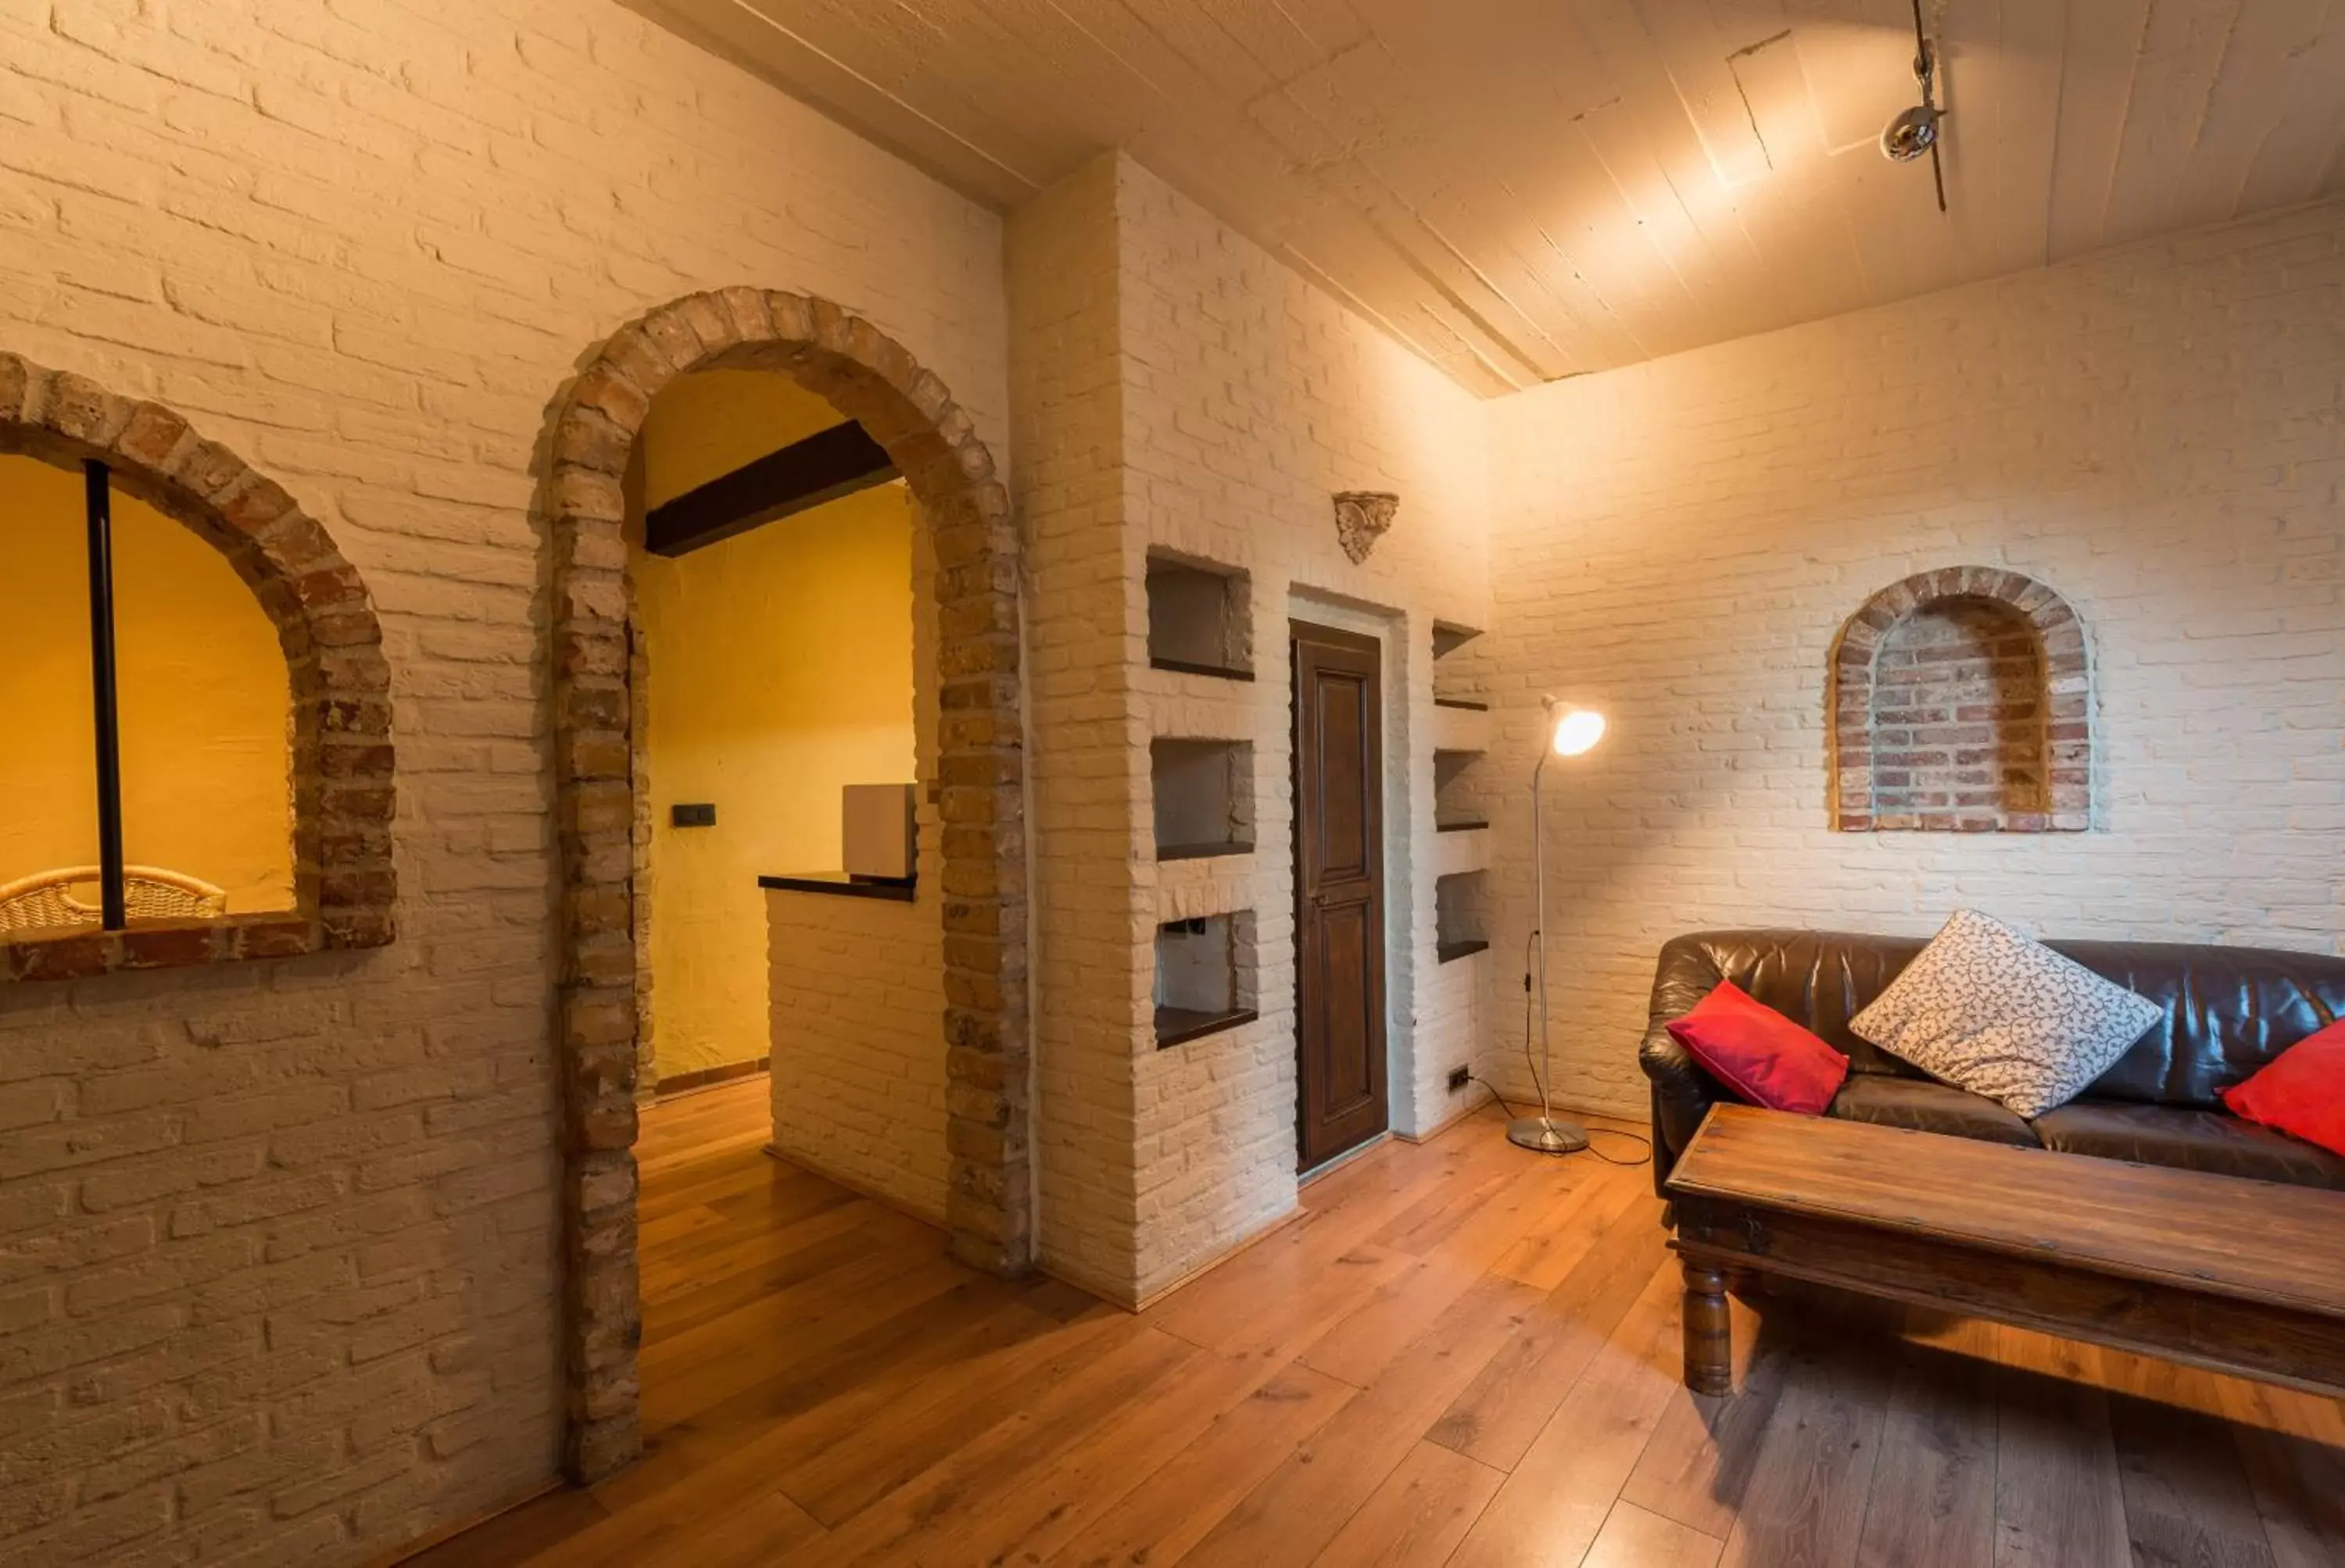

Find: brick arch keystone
0;353;396;984
546;290;1029;1481
1828;566;2093;833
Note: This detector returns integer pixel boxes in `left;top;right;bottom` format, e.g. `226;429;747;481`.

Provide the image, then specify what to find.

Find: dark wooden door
1292;621;1387;1170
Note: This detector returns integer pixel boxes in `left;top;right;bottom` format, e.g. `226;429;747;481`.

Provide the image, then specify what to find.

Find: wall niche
1830;567;2091;833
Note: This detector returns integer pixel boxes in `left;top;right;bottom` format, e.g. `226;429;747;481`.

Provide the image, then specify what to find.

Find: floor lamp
1507;698;1609;1155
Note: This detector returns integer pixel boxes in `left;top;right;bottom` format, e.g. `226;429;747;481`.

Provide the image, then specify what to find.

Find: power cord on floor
1495;927;1652;1166
1469;1072;1652;1167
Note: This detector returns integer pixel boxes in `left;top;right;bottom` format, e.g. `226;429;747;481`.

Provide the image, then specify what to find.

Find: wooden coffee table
1664;1104;2345;1399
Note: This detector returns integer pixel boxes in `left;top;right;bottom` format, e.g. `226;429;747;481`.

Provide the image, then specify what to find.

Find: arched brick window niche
1830;567;2091;833
0;356;395;983
546;291;1027;1481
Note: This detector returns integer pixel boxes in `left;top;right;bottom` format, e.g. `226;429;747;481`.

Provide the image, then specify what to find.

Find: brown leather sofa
1640;929;2345;1196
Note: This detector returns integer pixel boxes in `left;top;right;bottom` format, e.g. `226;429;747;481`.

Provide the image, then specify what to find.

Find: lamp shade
1551;707;1606;757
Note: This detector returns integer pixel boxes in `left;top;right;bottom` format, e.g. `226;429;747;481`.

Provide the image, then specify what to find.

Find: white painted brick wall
1008;156;1150;1301
1011;156;1496;1305
0;2;1003;1562
18;0;2340;1546
1482;199;2345;1121
766;886;947;1222
1112;159;1494;1300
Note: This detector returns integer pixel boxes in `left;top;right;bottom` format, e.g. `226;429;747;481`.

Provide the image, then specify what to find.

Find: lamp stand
1507;728;1590;1155
1505;1118;1588;1154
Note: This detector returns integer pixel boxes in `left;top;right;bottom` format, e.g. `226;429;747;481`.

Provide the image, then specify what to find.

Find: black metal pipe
84;459;126;932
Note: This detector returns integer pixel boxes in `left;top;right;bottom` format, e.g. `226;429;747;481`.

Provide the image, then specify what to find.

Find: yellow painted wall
636;371;918;1077
0;453;293;914
639;368;850;507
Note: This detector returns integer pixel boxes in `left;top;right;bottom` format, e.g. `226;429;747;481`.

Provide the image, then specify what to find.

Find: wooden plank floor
413;1078;2345;1567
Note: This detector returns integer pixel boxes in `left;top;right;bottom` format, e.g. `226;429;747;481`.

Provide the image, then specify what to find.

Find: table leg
1682;1260;1735;1396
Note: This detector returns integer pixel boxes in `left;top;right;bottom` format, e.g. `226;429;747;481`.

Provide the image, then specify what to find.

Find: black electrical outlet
1447;1065;1471;1094
671;803;716;828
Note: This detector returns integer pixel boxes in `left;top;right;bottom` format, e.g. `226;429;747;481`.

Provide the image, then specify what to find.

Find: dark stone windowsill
1151;656;1255;682
758;872;917;903
1157;841;1253;862
1155;1004;1258;1048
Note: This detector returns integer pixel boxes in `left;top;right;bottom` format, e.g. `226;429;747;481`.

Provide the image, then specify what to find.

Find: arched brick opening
1830;566;2092;833
0;354;396;983
545;290;1029;1480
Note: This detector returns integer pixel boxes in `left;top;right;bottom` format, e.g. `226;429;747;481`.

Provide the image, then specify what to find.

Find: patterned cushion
1850;910;2162;1119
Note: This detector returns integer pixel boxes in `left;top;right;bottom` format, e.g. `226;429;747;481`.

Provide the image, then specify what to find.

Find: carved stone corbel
1332;490;1398;564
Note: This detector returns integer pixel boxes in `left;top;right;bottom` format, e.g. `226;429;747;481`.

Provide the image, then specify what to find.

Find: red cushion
1667;980;1850;1116
2222;1021;2345;1158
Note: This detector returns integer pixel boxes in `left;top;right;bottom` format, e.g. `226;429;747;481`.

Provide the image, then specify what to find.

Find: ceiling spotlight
1880;104;1942;163
1881;0;1948;211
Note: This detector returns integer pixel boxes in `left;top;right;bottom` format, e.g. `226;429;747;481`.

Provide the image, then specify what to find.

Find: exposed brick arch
1830;566;2092;833
545;290;1028;1480
0;355;396;983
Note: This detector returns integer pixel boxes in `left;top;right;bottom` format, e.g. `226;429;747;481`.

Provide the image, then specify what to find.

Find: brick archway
546;291;1029;1479
1830;566;2092;832
0;354;396;983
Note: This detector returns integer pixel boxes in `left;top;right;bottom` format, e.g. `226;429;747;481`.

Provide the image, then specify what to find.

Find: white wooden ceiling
635;0;2345;395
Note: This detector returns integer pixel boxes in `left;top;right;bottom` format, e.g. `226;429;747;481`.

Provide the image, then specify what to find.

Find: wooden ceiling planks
1273;199;1538;393
1577;0;1785;353
1630;0;1785;188
791;0;1131;177
2235;5;2345;213
1804;0;1990;317
627;0;1044;205
929;0;1169;156
2174;0;2336;220
1269;41;1588;383
1961;0;2068;277
2044;0;2150;260
638;0;2345;392
1573;98;1752;351
1265;0;1375;55
2101;0;2254;247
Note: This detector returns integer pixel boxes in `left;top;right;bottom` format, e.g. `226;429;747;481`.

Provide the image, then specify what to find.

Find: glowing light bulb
1551;707;1606;757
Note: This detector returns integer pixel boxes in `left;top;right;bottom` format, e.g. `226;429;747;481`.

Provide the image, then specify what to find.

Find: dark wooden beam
84;460;126;932
643;421;898;557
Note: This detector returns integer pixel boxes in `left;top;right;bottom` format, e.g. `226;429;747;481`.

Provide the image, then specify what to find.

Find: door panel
1314;901;1375;1113
1316;673;1371;882
1293;622;1387;1170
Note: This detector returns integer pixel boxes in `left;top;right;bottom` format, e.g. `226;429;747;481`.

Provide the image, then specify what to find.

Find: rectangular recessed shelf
1156;912;1255;1049
1433;618;1488;714
1436;818;1490;833
1430;703;1492;757
1152;739;1253;861
1147;553;1251;679
1434;747;1484;834
1437;870;1487;963
1433;620;1484;660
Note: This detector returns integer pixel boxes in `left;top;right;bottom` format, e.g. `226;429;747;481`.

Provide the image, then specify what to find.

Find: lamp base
1505;1115;1589;1155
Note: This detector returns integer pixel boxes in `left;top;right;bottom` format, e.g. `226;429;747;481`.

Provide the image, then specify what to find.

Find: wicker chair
0;866;229;934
